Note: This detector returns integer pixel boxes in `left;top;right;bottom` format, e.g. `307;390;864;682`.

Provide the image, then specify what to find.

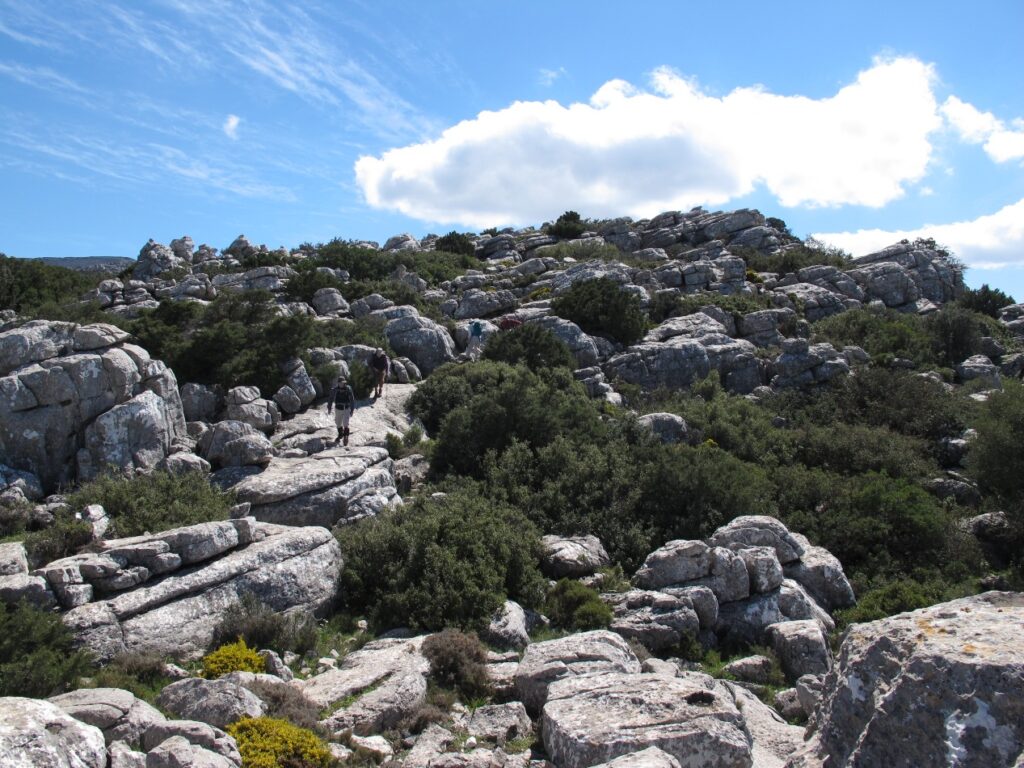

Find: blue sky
2;1;1023;299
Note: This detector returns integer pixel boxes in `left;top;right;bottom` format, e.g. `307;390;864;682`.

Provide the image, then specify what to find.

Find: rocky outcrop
788;592;1024;768
0;697;107;768
541;535;611;579
57;520;341;662
0;321;187;492
227;446;399;527
385;314;457;374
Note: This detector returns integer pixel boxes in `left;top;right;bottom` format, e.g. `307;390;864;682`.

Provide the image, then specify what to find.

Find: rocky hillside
1;207;1023;766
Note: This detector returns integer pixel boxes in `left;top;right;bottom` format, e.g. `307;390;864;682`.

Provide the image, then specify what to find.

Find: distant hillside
32;256;135;272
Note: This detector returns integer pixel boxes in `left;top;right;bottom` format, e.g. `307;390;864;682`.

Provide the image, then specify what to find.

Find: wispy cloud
223;114;241;140
538;67;567;87
0;60;91;95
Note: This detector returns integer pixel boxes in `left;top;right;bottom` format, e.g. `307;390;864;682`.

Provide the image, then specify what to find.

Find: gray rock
302;636;429;736
788;592;1024;768
134;239;190;282
385;315;457;374
109;741;147;768
199;420;274;468
157;678;265;729
782;534;855;611
0;696;107;768
721;655;775;685
180;383;221;423
483;600;531;650
636;412;690;445
78;392;178;482
467;702;532;745
709;517;805;564
145;735;237;768
634;540;713;589
774;688;804;722
455;288;518;320
515;630;641;715
716;591;785;647
541;534;611;578
957;354;1002;388
794;674;824;720
529;316;600;368
142;720;240;765
0;572;57;608
0;542;28;576
403;724;455;768
738;546;784;594
157;452;211;476
778;580;835;634
590;747;681;768
767;620;831;681
272;385;302;415
542;671;751;768
607;589;701;652
720;681;803;768
48;687;166;749
311;287;349;316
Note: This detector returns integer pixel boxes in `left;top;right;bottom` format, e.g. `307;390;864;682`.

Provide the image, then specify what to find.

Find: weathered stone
142;720;240;765
384;315;457;374
589;747;681;768
157;678;266;729
782;534;855;611
48;688;166;750
542;672;751;768
467;702;532;745
515;630;641;715
636;412;690;444
738;546;784;593
606;589;700;652
767;620;831;681
483;600;531;650
145;735;237;768
541;535;611;579
721;655;775;685
788;592;1024;768
634;540;712;589
709;517;805;564
719;681;803;768
0;696;107;768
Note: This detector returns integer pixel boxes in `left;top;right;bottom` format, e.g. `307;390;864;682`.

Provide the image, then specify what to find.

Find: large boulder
385;315;457;374
788;592;1024;768
515;631;641;715
0;697;107;767
133;239;190;282
48;687;166;750
0;321;186;492
60;521;341;662
542;672;752;768
157;679;266;729
541;535;611;579
605;589;700;652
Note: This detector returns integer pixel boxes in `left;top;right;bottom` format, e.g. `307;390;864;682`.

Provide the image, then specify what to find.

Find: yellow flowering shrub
226;716;333;768
201;638;265;679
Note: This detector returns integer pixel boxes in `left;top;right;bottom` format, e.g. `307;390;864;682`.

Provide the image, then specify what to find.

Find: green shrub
23;510;93;568
0;600;93;697
836;577;963;626
925;305;985;367
481;323;576;371
812;307;934;366
959;284;1016;318
547;211;586;239
90;652;173;704
544;580;612;630
69;470;233;539
201;638;266;679
969;381;1024;504
283;266;346;304
245;680;322;732
551;277;646;345
0;254;106;314
421;629;493;700
434;231;477;257
736;241;850;275
226;716;332;768
314;239;479;284
347;360;375;400
338;486;547;631
212;594;318;656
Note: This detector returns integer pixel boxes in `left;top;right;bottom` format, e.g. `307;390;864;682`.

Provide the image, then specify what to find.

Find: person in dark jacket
371;348;389;399
327;376;357;445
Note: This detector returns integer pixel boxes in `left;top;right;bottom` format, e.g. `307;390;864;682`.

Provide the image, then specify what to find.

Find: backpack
334;385;354;408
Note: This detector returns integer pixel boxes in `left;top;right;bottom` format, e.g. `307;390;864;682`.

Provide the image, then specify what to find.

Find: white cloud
538;67;567;86
814;197;1024;270
942;96;1024;163
355;57;941;228
223;114;241;140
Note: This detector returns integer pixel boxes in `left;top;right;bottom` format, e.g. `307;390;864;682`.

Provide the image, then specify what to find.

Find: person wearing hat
371;348;389;399
327;375;357;446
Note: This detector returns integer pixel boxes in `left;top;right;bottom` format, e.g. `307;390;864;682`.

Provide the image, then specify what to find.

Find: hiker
498;315;523;331
467;319;484;360
327;375;356;446
371;348;389;398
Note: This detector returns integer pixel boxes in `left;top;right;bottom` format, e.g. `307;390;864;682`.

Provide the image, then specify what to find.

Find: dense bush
23;509;93;568
212;594;318;656
421;629;492;700
282;265;346;304
245;680;322;732
338;486;547;631
226;717;332;768
0;254;104;313
544;579;613;630
201;638;266;679
812;307;934;365
959;283;1016;318
481;324;576;371
0;600;92;697
69;470;233;538
969;381;1024;503
737;240;850;275
90;652;173;704
551;277;646;345
434;231;477;257
314;239;479;284
547;210;586;239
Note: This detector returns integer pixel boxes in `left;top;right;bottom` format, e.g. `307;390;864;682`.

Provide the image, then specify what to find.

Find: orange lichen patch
961;643;978;655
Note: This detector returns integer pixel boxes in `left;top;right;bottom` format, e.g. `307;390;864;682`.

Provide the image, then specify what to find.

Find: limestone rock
788;592;1024;768
199;420;274;468
385;315;457;374
157;678;265;729
782;534;855;612
483;600;531;650
466;702;532;745
542;672;751;768
48;687;166;749
0;696;107;768
636;412;690;445
709;517;805;564
766;620;831;681
145;735;237;768
589;747;682;768
605;589;700;652
541;534;611;579
720;681;803;768
515;630;641;715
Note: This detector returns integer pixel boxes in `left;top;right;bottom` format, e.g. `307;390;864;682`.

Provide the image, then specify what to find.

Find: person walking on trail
371;348;389;399
327;376;357;446
467;319;484;360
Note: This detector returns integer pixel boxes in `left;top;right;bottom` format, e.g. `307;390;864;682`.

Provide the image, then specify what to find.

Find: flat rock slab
302;636;430;736
790;592;1024;768
62;523;341;662
0;696;107;768
542;672;752;768
48;687;166;749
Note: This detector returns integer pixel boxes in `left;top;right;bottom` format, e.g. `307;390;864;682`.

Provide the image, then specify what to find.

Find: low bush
212;594;318;657
0;254;106;314
90;652;173;704
434;231;477;257
969;380;1024;504
201;638;266;679
338;486;547;631
226;716;333;768
23;510;92;568
481;323;576;371
546;210;586;239
958;283;1016;318
0;600;93;697
421;629;492;700
69;470;233;539
736;240;850;275
347;360;375;400
245;680;322;732
544;579;612;630
551;277;646;345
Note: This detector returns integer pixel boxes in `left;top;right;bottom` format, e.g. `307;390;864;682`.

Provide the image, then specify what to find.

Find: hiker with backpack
327;375;357;446
371;348;389;399
467;319;484;360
